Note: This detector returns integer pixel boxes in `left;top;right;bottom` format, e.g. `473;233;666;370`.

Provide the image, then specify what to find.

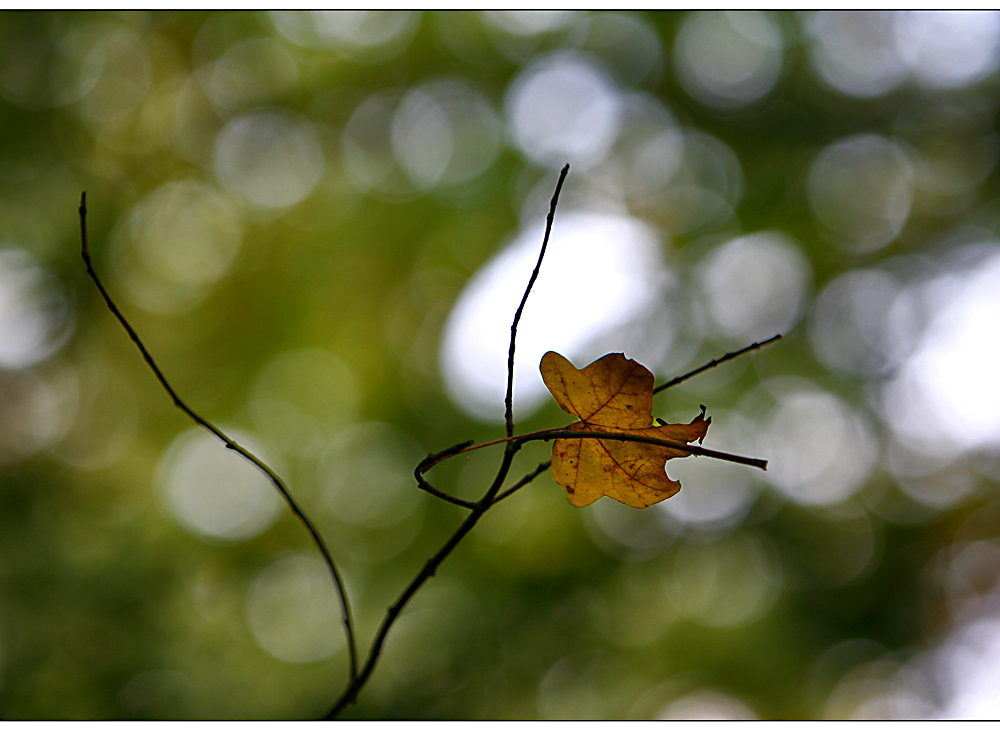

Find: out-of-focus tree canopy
2;10;1000;719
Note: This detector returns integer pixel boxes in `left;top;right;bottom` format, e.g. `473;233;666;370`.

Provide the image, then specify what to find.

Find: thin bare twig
417;429;552;471
78;193;358;682
652;334;782;394
505;163;569;438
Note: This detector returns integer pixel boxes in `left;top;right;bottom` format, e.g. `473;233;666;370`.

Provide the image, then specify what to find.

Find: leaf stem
419;426;767;472
521;429;767;470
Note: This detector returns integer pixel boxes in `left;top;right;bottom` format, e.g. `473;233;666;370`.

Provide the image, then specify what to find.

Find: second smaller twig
653;333;782;395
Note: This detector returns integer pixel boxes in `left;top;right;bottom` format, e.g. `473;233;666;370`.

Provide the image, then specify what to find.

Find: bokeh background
1;10;1000;720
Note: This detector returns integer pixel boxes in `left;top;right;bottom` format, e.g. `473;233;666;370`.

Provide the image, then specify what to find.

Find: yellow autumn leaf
540;351;710;508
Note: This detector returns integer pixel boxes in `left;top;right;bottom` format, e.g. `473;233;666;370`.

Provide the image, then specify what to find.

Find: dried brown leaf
540;351;710;508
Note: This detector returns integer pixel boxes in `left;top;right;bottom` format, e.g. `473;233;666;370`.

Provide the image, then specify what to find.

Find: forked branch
326;442;523;718
80;158;776;720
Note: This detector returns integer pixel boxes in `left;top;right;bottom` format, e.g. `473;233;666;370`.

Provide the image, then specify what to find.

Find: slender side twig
492;460;552;505
78;193;358;682
328;165;570;718
652;334;782;395
505;163;569;438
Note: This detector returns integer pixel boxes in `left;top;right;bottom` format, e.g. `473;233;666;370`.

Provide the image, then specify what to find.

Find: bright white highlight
440;212;667;422
676;11;784;108
505;52;622;170
214;110;323;209
158;427;281;543
0;247;71;368
698;232;811;342
760;378;877;506
883;246;1000;456
246;555;344;663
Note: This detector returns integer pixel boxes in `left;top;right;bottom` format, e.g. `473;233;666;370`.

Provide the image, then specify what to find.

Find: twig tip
78;192;89;257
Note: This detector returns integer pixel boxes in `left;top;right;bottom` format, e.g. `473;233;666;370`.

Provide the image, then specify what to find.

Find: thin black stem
653;334;782;395
505;163;569;438
492;460;551;505
78;193;358;682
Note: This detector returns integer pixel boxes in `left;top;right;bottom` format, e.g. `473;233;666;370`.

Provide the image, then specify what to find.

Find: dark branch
653;334;783;395
504;163;569;438
79;193;359;682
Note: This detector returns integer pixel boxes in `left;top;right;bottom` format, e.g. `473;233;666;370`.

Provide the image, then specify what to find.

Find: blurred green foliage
1;10;1000;719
